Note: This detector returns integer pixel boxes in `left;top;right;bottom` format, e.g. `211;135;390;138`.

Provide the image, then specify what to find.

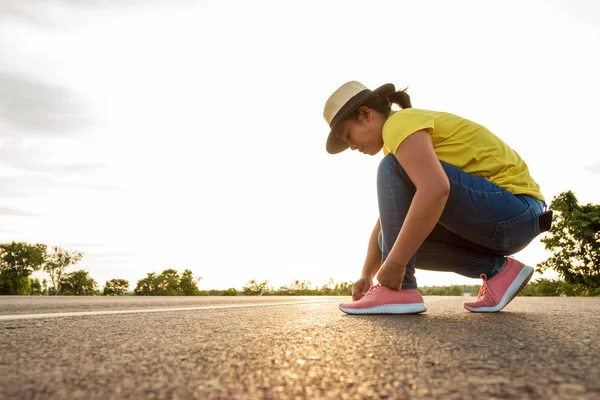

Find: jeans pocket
491;206;539;251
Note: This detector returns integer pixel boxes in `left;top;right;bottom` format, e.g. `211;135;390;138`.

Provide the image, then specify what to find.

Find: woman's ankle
489;258;508;279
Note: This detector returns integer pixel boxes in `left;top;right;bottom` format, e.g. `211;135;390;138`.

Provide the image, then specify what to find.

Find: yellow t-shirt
382;109;545;202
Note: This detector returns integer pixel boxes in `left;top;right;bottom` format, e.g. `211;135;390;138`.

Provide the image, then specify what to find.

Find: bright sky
1;0;599;291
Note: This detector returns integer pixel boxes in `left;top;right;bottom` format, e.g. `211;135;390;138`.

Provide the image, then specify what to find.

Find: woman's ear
358;106;371;121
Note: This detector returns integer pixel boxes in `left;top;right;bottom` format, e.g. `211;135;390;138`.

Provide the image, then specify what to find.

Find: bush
519;279;600;297
418;285;464;296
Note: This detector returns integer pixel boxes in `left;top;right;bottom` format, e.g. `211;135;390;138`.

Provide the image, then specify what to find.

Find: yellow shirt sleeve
382;109;436;155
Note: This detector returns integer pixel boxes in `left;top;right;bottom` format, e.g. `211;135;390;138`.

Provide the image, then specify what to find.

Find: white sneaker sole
339;303;427;315
464;265;534;313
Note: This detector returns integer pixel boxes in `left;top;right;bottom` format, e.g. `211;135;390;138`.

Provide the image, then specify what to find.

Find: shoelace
477;274;488;301
364;284;383;297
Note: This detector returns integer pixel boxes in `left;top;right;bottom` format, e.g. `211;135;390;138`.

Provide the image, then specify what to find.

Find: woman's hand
352;276;373;301
376;260;406;291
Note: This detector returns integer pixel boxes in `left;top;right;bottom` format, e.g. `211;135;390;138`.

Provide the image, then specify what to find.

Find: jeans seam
386;160;400;255
446;174;506;195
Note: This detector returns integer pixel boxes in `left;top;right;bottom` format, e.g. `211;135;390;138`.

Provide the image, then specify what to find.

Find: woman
323;81;551;314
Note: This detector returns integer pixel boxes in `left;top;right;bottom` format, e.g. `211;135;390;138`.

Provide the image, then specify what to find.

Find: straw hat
323;81;395;154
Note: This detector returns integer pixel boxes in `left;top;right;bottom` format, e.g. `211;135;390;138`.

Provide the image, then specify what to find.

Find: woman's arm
360;219;382;280
376;129;450;290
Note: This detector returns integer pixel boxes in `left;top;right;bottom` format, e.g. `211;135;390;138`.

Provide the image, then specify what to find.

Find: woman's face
334;106;385;156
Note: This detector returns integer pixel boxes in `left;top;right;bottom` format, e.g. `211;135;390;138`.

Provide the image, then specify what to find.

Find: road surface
1;296;598;399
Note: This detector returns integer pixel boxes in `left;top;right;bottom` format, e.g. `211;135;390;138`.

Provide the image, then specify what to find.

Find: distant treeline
418;280;600;297
20;273;600;298
3;187;600;300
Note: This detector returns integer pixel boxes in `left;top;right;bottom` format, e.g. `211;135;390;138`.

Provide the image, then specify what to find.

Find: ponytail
387;88;412;109
343;86;412;122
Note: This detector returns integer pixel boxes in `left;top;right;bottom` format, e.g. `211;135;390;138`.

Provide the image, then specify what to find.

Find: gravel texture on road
1;296;598;399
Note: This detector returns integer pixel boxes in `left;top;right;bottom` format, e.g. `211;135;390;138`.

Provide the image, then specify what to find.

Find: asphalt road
1;296;599;400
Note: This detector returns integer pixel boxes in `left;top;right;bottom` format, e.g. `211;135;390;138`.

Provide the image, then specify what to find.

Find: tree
43;247;84;295
134;272;159;295
0;242;47;295
518;278;600;297
134;269;203;296
537;191;600;289
60;270;98;295
288;279;314;295
320;278;336;295
156;268;181;296
30;278;43;295
179;269;201;296
243;279;269;295
333;281;353;296
103;279;130;296
419;285;464;296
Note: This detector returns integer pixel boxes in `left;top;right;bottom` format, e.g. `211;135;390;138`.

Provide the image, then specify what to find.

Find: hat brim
326;83;396;154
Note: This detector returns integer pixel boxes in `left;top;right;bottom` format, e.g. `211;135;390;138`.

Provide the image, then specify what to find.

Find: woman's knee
377;153;398;174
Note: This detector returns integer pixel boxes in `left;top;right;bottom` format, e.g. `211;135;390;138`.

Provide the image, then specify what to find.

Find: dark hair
346;88;412;121
388;88;412;110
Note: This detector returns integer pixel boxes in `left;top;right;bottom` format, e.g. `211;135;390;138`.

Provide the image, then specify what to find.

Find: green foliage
221;288;239;296
242;279;269;295
331;281;353;296
416;281;600;297
0;242;47;275
307;278;353;296
60;270;98;295
519;278;600;297
0;242;47;295
537;191;600;288
159;269;180;296
135;272;159;295
318;278;336;295
43;247;84;295
179;269;202;296
30;278;43;295
462;285;482;296
418;285;464;296
242;278;353;296
0;271;31;295
272;280;315;295
134;269;203;296
103;278;130;296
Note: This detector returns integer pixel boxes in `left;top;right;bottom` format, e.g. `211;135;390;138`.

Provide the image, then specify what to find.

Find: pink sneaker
464;258;534;313
339;284;427;315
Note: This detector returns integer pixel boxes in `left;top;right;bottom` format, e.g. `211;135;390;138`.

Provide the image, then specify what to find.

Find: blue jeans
377;154;546;290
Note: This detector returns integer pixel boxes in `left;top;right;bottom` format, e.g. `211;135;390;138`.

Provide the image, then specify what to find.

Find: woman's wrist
376;260;406;290
360;264;378;281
